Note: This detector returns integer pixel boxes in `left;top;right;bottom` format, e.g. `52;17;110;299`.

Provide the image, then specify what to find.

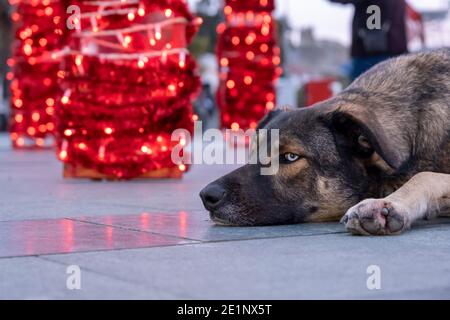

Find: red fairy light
77;143;87;150
9;0;68;148
59;150;68;161
57;0;200;179
217;0;280;130
104;127;113;135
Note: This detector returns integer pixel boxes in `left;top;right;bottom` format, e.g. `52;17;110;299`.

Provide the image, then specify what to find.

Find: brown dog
200;49;450;235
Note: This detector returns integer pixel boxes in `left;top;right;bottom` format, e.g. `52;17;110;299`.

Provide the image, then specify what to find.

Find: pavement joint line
0;229;348;260
0;240;200;260
1;213;449;226
0;254;41;259
36;255;193;299
66;217;203;243
1;216;450;260
2;221;450;260
66;216;350;242
37;255;138;283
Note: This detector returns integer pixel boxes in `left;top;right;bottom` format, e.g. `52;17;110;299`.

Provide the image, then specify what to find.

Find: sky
188;0;450;45
274;0;450;44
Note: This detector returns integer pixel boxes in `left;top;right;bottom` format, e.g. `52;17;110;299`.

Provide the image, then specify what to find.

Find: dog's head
200;95;409;226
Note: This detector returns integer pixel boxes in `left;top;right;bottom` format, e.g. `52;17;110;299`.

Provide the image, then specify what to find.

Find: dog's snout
200;183;226;210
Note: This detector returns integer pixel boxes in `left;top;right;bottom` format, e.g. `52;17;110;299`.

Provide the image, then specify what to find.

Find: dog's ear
257;106;293;129
323;105;410;171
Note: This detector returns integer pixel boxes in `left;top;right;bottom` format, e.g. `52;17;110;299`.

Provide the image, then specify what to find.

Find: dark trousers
351;55;393;81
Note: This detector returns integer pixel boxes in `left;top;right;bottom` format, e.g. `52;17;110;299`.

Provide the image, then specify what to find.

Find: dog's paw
340;199;411;236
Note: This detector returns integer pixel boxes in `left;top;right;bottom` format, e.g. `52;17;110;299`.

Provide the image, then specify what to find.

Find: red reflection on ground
1;215;189;258
140;212;151;229
178;211;187;238
105;216;114;248
61;219;74;252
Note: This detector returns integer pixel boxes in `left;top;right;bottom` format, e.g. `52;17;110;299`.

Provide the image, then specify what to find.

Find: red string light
57;0;201;179
8;0;68;148
217;0;281;130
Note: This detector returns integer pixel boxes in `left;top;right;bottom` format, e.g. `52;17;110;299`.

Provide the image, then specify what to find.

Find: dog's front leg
341;172;450;236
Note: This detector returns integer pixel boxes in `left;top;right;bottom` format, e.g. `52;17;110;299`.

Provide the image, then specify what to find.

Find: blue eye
283;153;301;162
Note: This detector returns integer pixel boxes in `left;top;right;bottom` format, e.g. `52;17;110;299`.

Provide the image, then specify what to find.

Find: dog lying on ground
200;49;450;236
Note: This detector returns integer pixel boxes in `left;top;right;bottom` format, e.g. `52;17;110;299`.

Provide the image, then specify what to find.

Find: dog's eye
282;153;301;163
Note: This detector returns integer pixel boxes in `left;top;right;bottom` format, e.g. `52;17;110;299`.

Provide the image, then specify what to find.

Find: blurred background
1;0;449;132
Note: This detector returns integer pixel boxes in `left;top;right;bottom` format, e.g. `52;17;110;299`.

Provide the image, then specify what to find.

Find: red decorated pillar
8;0;68;148
216;0;281;131
58;0;201;179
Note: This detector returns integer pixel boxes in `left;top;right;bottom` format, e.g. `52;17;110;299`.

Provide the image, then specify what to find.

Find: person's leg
351;55;391;81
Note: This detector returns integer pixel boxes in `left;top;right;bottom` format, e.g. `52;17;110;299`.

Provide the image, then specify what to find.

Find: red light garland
8;0;68;148
216;0;281;131
57;0;201;179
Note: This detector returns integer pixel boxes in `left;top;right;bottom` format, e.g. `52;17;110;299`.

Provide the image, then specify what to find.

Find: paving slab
40;224;450;299
0;218;196;258
0;135;237;221
75;212;345;241
1;133;450;299
0;256;181;299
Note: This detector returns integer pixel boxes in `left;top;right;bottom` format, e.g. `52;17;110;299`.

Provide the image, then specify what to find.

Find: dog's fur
200;49;450;235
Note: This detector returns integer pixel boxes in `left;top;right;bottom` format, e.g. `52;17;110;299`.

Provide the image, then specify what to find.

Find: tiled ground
1;133;450;299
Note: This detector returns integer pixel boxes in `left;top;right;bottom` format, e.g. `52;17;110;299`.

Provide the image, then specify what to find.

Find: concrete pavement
1;133;449;299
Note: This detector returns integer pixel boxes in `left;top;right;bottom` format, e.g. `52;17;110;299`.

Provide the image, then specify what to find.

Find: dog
200;49;450;236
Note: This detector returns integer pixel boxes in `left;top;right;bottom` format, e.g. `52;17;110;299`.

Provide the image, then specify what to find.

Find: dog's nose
200;183;226;210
